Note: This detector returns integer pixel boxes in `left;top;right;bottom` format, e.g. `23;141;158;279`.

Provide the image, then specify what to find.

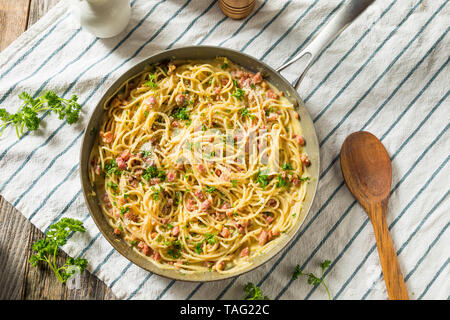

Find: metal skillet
79;0;374;282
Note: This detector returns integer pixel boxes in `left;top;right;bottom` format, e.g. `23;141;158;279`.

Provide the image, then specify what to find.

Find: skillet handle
276;0;375;89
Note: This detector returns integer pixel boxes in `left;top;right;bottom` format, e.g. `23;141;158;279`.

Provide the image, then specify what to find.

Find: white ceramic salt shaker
69;0;131;38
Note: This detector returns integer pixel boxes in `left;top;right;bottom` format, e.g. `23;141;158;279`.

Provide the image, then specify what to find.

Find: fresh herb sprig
292;260;332;300
29;218;88;284
243;282;269;300
0;91;81;138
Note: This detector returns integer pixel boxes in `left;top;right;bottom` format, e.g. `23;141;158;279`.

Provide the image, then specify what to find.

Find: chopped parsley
240;107;255;119
172;107;190;121
140;150;152;158
276;174;290;188
144;74;158;89
203;186;217;193
103;159;121;176
231;180;238;187
195;243;203;254
232;88;245;101
282;163;294;171
205;233;217;245
119;207;129;216
254;170;270;189
142;165;166;182
167;240;184;259
106;181;118;190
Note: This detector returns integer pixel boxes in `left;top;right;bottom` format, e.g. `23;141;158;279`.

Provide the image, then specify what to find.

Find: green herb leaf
243;282;269;300
29;218;88;284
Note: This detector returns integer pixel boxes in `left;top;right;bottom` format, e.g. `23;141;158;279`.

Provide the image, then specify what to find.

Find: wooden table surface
0;0;116;300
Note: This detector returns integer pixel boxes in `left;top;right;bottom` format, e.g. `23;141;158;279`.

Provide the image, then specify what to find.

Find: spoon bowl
340;131;409;300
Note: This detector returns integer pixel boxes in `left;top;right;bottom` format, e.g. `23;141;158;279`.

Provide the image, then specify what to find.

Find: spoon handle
369;201;409;300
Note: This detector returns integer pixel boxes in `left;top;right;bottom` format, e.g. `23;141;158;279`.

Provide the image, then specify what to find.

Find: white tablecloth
0;0;448;300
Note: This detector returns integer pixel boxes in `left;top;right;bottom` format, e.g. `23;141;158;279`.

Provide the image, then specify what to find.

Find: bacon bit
137;242;151;256
186;199;196;211
113;228;121;235
167;62;176;75
118;196;127;205
239;219;249;228
94;165;101;175
291;175;300;186
214;87;221;95
102;131;114;143
239;76;252;88
135;169;144;177
221;202;231;210
151;232;158;239
111;98;122;108
168;261;174;265
161;218;169;225
301;154;311;167
145;95;157;106
221;77;229;86
102;193;112;209
125;211;138;222
194;190;204;200
128;176;139;188
272;229;280;237
204;261;213;268
175;94;186;106
261;81;268;90
120;149;131;162
252;72;263;84
167;171;176;182
197;164;207;174
116;157;127;170
215;168;222;176
201;199;211;212
267;198;277;207
240;247;249;257
295;135;305;146
267;230;273;241
264;215;274;224
220;227;230;238
150;177;160;185
267;113;278;121
172;225;180;236
258;230;269;246
216;261;225;270
215;212;225;221
294;112;300;119
176;163;185;171
171;120;179;127
151;251;161;261
267;90;279;99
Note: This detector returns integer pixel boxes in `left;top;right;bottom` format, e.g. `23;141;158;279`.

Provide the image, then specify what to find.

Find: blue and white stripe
0;0;448;299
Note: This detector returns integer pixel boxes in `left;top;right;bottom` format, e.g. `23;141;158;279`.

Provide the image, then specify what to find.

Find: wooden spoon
340;131;409;300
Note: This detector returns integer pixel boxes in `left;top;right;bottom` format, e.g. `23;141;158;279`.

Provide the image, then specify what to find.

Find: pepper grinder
219;0;256;20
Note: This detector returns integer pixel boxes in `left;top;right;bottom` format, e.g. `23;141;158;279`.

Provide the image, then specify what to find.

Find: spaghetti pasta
89;58;310;274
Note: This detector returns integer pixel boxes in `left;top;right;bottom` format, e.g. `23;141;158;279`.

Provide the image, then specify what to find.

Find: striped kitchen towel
0;0;448;300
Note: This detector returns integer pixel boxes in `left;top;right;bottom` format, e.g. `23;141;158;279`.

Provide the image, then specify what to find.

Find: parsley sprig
292;260;332;300
0;91;81;138
29;218;88;284
243;282;269;300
